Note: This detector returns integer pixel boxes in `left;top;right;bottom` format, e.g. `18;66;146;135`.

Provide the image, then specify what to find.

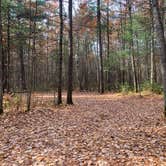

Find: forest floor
0;92;166;165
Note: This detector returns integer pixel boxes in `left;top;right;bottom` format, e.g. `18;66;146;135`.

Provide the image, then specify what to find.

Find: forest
0;0;166;165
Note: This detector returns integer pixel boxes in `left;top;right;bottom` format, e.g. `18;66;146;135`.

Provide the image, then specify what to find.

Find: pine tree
0;0;3;114
67;0;73;104
57;0;63;105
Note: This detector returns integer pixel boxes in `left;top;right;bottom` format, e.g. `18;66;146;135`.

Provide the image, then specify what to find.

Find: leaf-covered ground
0;93;166;165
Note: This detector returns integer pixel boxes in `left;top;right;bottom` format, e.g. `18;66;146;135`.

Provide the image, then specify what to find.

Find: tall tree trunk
152;0;166;117
57;0;63;105
97;0;104;94
106;1;110;90
84;38;89;91
46;23;49;88
128;0;138;92
2;48;7;92
150;0;155;86
67;0;73;104
19;42;26;90
32;0;37;91
27;0;32;112
76;34;80;89
96;36;100;92
120;2;126;85
135;33;141;91
7;5;10;92
0;0;3;114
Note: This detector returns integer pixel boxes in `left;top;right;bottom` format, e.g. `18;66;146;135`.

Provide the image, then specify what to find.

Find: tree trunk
106;1;110;90
152;0;166;117
32;0;37;91
128;0;138;92
2;48;7;92
97;0;104;94
67;0;73;104
150;0;155;86
19;42;26;90
57;0;63;105
27;0;32;112
84;39;89;91
7;5;10;92
120;2;126;85
0;0;3;114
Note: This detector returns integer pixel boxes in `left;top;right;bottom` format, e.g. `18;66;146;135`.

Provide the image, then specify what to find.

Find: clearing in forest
0;93;166;165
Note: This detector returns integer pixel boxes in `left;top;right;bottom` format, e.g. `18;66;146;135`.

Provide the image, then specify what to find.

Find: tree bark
128;0;138;92
2;47;7;92
27;0;32;112
7;5;10;92
106;1;110;90
32;0;37;91
0;0;3;114
152;0;166;116
19;42;26;90
57;0;63;105
97;0;104;94
150;0;155;86
67;0;73;104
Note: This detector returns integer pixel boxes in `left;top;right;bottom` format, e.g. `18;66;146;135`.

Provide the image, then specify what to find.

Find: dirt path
0;93;166;165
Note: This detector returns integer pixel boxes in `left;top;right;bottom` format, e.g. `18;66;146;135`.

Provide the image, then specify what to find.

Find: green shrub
120;83;131;94
141;81;163;94
152;82;163;94
141;81;152;91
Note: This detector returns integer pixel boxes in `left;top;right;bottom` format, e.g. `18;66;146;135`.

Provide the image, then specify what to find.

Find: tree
57;0;63;105
97;0;104;94
106;0;110;89
67;0;73;104
18;38;26;90
152;0;166;116
127;0;138;92
0;0;3;114
149;0;155;85
27;0;32;112
6;4;10;92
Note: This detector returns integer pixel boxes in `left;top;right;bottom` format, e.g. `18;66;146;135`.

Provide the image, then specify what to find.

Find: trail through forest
0;93;166;165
